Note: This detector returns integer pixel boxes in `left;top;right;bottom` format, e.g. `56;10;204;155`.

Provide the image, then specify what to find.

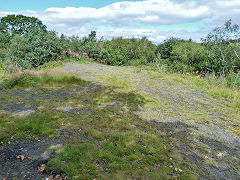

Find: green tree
0;14;46;36
0;20;11;46
10;30;66;68
202;19;240;73
156;37;186;59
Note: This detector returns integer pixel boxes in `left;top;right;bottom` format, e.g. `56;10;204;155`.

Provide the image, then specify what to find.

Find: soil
61;63;240;179
0;62;239;179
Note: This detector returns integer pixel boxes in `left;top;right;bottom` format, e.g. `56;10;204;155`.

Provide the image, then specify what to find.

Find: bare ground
0;62;239;179
60;63;240;179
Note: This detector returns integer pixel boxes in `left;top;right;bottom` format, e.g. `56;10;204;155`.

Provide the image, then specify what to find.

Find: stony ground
0;62;239;179
61;63;240;179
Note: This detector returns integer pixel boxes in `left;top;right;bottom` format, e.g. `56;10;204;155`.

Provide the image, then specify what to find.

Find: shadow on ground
0;77;239;179
0;82;147;179
146;120;240;179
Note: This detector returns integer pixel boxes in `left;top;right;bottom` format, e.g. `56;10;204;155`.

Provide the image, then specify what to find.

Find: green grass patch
0;112;65;143
102;75;131;90
0;70;197;179
145;69;240;110
48;132;196;180
2;71;87;89
37;57;92;70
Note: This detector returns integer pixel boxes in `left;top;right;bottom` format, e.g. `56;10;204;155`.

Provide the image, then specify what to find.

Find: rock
57;105;73;112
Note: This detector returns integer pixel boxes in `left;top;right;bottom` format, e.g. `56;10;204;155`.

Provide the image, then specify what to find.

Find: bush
169;42;206;73
100;37;156;65
156;38;186;60
9;31;67;68
202;19;240;74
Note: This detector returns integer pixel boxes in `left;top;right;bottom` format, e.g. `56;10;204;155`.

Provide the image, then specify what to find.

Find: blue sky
1;0;240;43
0;0;143;11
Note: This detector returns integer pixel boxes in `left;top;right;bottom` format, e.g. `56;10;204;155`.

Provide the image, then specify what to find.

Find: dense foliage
0;14;46;46
67;32;156;66
0;15;67;69
0;14;240;87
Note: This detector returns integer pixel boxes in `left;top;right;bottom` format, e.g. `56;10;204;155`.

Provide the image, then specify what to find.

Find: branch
229;42;240;60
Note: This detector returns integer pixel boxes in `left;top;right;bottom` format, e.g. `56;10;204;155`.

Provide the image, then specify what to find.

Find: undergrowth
143;65;240;109
0;72;197;179
2;70;86;89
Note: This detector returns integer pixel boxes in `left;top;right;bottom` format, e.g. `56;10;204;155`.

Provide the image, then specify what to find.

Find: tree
202;19;240;72
0;21;10;46
0;14;46;36
88;31;97;42
10;30;66;68
156;37;186;59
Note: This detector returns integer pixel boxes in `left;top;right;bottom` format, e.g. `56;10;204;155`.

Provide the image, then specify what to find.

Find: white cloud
1;0;240;42
39;0;210;26
216;0;240;7
92;28;204;44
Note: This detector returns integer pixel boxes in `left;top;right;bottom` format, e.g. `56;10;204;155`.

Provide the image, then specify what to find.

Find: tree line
0;14;240;86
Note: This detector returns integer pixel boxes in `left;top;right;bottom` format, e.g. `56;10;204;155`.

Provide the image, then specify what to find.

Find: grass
2;60;239;179
2;70;87;89
0;71;197;179
0;113;64;143
144;66;240;110
37;57;94;70
103;76;131;90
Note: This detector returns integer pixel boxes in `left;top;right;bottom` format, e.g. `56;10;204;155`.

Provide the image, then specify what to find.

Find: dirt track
61;63;240;179
0;62;239;179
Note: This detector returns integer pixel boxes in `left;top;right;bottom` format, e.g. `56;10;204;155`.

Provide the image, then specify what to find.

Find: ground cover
0;70;195;179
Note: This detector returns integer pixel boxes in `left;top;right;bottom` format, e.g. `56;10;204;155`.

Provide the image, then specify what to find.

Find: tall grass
159;71;240;109
2;70;87;89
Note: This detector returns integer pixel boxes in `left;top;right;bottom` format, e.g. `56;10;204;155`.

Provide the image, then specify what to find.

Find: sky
1;0;240;43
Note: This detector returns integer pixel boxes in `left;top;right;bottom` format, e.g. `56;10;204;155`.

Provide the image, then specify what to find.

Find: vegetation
1;14;240;87
0;14;240;179
0;14;46;47
0;72;196;179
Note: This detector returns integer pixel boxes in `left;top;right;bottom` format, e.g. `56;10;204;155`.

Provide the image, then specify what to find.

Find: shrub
202;19;240;73
9;30;67;68
156;38;186;60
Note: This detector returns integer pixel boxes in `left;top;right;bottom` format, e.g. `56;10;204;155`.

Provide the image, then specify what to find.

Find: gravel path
61;62;240;179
